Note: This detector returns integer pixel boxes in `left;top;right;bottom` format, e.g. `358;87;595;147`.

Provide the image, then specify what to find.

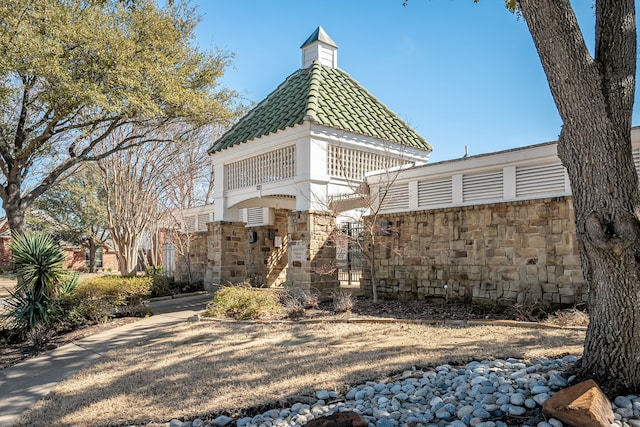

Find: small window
86;247;104;268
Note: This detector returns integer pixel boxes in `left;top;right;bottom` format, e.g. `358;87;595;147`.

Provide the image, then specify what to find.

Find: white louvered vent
197;213;210;232
463;171;503;202
634;149;640;178
418;178;453;207
246;208;264;226
184;216;196;233
380;183;410;211
516;163;566;197
239;207;275;227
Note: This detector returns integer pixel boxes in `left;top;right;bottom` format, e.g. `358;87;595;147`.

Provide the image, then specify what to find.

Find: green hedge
72;276;152;323
205;285;282;320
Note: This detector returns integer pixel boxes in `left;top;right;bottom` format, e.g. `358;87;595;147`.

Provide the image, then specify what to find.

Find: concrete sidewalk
0;293;213;426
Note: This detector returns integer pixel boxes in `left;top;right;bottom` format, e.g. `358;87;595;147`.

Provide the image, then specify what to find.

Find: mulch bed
338;297;517;321
0;296;563;371
0;317;138;370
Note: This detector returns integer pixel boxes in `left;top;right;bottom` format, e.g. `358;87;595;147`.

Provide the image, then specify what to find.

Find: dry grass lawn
17;320;585;426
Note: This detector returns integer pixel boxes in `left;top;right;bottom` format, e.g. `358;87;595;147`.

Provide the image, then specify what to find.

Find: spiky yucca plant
11;231;66;297
5;232;68;336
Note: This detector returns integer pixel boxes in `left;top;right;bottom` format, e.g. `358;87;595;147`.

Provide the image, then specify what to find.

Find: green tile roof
208;61;432;154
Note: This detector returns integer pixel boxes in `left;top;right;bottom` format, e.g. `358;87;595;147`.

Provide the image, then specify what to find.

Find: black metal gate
337;222;363;287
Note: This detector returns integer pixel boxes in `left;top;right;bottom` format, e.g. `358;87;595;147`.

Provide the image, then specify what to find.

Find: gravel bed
168;356;640;427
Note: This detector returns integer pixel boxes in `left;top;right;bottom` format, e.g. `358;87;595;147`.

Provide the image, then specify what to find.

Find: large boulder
542;379;615;427
304;411;367;427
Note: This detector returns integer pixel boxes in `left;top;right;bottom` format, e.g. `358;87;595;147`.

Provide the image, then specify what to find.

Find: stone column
286;210;338;294
204;221;247;290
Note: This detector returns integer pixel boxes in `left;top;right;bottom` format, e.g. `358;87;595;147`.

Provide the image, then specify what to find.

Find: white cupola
300;26;338;69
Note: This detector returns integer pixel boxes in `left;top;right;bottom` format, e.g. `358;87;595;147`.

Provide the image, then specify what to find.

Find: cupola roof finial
301;26;338;69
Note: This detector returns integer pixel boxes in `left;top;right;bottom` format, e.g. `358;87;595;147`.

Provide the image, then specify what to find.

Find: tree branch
517;0;604;125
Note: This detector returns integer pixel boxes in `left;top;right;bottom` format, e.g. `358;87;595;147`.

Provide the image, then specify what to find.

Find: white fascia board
226;179;298;208
180;204;215;216
310;124;431;162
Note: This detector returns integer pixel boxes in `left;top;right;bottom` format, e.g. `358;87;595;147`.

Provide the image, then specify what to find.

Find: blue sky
192;1;634;163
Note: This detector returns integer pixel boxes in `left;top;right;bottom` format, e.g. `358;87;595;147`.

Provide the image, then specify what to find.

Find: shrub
511;299;551;322
205;285;282;320
546;307;590;326
331;289;354;313
73;275;153;322
146;265;164;275
149;274;173;297
299;288;319;309
281;293;306;320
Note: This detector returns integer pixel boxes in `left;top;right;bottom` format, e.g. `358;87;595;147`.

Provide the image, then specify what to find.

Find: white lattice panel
226;145;295;190
327;145;409;181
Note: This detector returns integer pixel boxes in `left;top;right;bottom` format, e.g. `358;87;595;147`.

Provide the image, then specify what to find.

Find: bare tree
97;127;182;275
161;126;224;284
327;144;412;303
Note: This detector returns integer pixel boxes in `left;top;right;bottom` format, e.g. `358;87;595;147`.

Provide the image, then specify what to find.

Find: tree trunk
87;238;98;273
3;182;28;234
562;127;640;396
112;229;140;275
184;253;193;285
369;228;378;303
518;0;640;395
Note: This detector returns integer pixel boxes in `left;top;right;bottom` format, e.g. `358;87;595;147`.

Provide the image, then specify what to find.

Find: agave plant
3;232;68;336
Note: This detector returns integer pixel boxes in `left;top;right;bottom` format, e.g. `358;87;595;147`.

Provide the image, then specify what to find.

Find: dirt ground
13;297;586;427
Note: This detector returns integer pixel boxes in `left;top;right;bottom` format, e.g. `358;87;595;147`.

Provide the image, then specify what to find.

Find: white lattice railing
226;145;295;190
327;145;410;181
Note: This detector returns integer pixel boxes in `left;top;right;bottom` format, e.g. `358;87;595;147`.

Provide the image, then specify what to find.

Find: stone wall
173;231;207;285
363;197;585;305
245;209;289;287
204;221;248;289
286;210;339;293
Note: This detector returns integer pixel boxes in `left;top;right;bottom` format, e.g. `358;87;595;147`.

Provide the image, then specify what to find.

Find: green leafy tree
29;165;109;273
0;0;240;233
406;0;639;395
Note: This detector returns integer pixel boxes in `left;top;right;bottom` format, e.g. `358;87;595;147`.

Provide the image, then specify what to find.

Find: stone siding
363;197;585;305
286;210;339;293
245;209;289;287
173;231;207;285
204;221;248;289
